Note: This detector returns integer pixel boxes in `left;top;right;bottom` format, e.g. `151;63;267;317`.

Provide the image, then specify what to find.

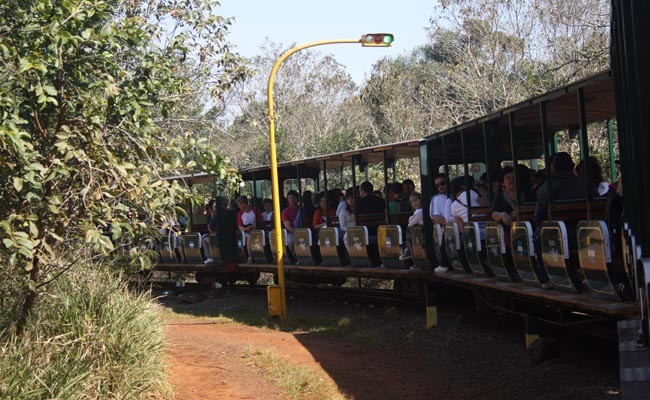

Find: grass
160;288;428;348
0;263;171;399
244;345;349;400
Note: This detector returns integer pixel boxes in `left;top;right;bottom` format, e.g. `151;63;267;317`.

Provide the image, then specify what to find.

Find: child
399;192;423;269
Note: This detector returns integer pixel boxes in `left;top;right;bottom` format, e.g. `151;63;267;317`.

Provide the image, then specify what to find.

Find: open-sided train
152;5;650;396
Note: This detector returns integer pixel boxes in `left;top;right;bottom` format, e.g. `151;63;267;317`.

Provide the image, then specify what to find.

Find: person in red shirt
312;192;337;231
281;190;300;256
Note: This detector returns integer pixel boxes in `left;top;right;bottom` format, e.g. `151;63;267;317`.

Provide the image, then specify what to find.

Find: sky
217;1;437;85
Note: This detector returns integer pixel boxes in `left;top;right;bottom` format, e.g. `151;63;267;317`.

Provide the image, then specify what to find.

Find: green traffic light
383;35;393;45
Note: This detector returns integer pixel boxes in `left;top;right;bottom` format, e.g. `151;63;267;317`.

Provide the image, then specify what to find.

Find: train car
152;172;260;287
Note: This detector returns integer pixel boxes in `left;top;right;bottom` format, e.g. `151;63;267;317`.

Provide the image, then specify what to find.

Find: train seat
269;229;292;264
410;225;431;268
347;226;379;267
207;233;221;262
444;222;470;273
510;221;539;286
378;225;404;269
183;232;204;263
541;221;583;292
248;230;270;263
319;227;346;266
463;222;491;277
577;220;624;300
484;222;519;281
159;235;178;263
294;228;319;266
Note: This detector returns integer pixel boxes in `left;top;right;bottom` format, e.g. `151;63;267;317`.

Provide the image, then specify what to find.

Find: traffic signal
361;33;394;47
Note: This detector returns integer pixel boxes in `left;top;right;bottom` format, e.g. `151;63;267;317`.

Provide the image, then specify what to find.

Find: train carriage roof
425;69;615;143
239;139;422;181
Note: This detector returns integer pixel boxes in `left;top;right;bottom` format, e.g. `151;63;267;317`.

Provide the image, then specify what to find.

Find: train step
618;319;650;400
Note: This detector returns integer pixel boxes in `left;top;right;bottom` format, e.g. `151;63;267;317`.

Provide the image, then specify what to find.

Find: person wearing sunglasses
429;173;450;226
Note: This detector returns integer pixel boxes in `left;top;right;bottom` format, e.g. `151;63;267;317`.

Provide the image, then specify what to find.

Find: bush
0;264;171;399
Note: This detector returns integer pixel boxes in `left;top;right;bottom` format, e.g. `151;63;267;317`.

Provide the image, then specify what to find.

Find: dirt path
161;288;621;400
165;318;444;400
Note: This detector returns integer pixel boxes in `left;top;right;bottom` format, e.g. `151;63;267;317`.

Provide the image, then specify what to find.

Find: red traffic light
361;33;394;47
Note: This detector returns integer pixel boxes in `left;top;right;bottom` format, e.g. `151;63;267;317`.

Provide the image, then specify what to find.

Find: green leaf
13;177;23;192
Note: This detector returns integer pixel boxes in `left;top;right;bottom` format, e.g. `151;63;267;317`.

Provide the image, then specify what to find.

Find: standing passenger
202;200;218;264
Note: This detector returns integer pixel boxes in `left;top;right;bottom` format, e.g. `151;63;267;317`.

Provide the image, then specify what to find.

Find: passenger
575;156;610;196
202;200;218;264
336;188;348;217
357;181;386;215
402;179;416;198
261;198;273;222
373;189;383;198
338;189;356;248
399;192;423;270
533;152;597;288
531;169;546;193
236;196;261;263
429;173;450;226
491;166;520;227
516;164;536;202
281;190;300;255
387;183;409;214
312;192;337;231
300;190;315;228
449;176;488;229
534;152;597;225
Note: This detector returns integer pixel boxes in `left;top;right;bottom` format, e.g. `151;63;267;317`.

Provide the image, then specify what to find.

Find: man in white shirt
429;174;449;225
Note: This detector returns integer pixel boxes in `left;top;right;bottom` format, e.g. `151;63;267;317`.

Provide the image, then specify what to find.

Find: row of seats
440;217;631;301
247;224;430;270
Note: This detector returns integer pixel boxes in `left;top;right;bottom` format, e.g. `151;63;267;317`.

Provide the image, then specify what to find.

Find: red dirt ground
165;319;444;400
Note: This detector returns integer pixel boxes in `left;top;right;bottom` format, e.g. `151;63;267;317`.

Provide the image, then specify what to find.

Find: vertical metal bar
607;119;617;182
482;122;494;206
508;113;521;216
577;87;593;217
323;160;328;224
383;150;390;219
460;129;472;210
352;156;358;226
252;172;258;216
297;165;303;228
540;102;553;221
340;165;344;188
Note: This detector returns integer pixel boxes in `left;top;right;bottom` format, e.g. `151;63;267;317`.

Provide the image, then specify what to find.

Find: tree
0;0;247;332
360;0;610;144
223;40;373;168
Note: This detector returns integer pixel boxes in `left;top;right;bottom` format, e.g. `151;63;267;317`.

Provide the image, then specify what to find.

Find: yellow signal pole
267;34;393;321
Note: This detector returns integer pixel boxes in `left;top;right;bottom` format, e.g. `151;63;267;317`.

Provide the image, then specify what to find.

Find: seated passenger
402;179;416;198
338;190;356;250
533;152;597;288
491;166;519;227
300;190;315;228
356;181;386;237
312;192;337;231
449;176;488;229
236;196;261;263
575;156;610;196
534;152;597;225
387;183;409;214
281;190;300;255
399;192;423;269
429;173;450;226
261;198;273;222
